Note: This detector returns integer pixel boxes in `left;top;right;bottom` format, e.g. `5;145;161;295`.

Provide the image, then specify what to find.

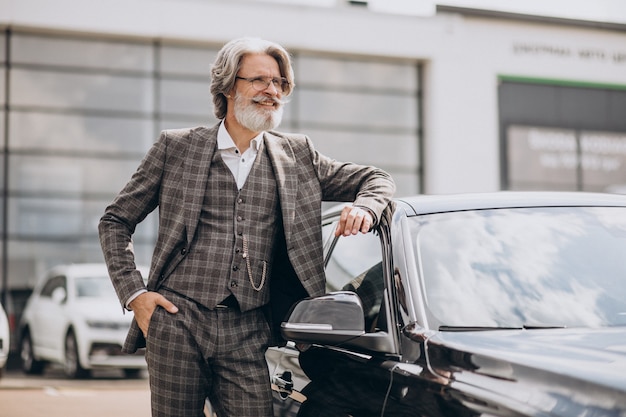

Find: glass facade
0;29;422;292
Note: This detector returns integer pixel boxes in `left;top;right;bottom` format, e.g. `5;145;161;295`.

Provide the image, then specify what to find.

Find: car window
324;226;384;332
39;275;66;298
414;206;626;329
75;276;117;298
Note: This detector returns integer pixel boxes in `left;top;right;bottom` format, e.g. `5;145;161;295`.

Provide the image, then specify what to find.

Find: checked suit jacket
99;122;395;352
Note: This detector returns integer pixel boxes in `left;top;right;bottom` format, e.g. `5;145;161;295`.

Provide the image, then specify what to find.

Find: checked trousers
145;289;273;417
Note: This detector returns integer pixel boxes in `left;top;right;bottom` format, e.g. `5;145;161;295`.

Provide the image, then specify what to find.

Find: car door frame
268;204;401;415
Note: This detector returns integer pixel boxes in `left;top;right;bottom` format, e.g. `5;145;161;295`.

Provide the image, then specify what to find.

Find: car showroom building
0;0;625;308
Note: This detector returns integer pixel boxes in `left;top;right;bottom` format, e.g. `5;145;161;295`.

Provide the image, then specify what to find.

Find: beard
233;93;284;132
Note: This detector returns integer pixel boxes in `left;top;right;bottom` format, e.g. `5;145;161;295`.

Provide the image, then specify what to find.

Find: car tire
20;330;45;375
64;330;90;379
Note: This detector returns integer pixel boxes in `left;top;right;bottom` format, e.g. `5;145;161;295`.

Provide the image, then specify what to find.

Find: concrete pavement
0;368;152;417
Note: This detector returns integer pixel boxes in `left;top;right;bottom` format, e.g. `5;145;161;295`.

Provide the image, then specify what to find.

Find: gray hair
210;37;295;120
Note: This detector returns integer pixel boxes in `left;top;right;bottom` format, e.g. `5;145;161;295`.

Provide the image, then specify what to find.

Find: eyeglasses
236;76;290;93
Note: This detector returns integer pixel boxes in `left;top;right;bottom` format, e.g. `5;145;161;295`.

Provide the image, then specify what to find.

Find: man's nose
264;80;279;95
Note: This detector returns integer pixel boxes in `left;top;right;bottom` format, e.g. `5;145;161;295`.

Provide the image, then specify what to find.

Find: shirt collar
217;120;263;152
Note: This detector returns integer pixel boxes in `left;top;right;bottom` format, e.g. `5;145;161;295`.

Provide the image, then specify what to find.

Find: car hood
72;298;133;323
423;327;626;414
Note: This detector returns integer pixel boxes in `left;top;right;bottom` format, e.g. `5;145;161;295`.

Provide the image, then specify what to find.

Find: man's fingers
157;294;179;314
335;206;355;236
335;206;373;236
360;212;372;233
131;292;178;337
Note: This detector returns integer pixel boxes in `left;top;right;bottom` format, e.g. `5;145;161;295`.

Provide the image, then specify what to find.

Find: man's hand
335;206;374;237
129;291;178;337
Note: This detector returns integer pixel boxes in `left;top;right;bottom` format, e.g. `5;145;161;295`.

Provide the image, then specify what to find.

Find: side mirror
51;287;67;304
281;292;365;344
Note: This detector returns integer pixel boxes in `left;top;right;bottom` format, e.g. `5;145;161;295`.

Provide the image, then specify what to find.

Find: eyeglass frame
235;76;290;93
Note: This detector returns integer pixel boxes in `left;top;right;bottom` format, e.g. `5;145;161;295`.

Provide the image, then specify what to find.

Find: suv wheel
64;330;90;379
20;330;45;375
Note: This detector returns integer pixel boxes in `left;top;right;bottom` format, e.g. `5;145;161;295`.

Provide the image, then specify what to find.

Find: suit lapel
183;124;219;244
264;132;297;243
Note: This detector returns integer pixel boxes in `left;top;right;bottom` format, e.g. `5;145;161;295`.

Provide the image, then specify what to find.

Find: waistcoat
163;141;280;312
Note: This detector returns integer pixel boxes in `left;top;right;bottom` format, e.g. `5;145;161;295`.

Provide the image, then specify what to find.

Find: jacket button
180;247;187;255
237;216;243;222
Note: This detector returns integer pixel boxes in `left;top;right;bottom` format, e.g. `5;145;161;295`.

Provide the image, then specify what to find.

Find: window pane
8;239;153;287
12;34;153;72
159;79;212;117
391;172;420;195
0;68;5;106
11;69;153;113
11;197;82;236
581;130;626;192
297;55;417;92
0;110;4;151
325;231;384;332
9;112;154;154
0;32;5;64
10;155;144;195
0;153;3;232
160;44;218;76
507;125;578;190
325;232;382;293
298;89;417;130
304;128;418;167
9;197;156;242
158;118;217;132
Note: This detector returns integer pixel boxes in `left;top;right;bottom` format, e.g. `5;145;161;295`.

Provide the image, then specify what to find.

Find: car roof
395;191;626;217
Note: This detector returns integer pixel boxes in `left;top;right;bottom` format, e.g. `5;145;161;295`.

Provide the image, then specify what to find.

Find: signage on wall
507;125;626;190
512;43;626;65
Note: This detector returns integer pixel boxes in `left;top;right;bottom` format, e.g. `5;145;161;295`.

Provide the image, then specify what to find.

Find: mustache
251;95;289;106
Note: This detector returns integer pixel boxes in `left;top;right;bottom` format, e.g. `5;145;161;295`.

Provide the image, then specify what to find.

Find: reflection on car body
267;192;626;417
19;263;148;379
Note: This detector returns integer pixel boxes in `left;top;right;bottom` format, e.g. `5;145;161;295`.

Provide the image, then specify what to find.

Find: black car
266;192;626;417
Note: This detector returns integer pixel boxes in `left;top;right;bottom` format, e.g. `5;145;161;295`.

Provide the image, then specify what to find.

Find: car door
30;275;67;359
269;209;391;416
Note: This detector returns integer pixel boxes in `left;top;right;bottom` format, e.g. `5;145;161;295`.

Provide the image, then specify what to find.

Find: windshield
413;206;626;328
74;276;117;299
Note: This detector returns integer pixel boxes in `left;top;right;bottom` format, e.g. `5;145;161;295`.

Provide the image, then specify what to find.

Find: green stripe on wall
499;75;626;91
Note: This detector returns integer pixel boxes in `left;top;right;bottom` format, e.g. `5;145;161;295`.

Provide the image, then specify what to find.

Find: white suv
19;263;148;378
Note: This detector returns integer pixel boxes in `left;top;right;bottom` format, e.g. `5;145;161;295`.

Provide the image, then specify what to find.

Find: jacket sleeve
98;132;168;308
305;136;396;225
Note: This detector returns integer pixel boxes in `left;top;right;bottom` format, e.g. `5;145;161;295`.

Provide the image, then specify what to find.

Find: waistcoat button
230;281;238;287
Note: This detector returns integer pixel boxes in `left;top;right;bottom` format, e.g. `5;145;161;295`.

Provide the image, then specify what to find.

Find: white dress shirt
217;120;263;190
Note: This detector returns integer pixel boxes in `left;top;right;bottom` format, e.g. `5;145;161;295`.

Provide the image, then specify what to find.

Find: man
99;37;395;417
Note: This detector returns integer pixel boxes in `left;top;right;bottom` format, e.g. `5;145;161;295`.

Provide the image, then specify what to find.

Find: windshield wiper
440;324;566;332
521;324;567;329
439;326;523;332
